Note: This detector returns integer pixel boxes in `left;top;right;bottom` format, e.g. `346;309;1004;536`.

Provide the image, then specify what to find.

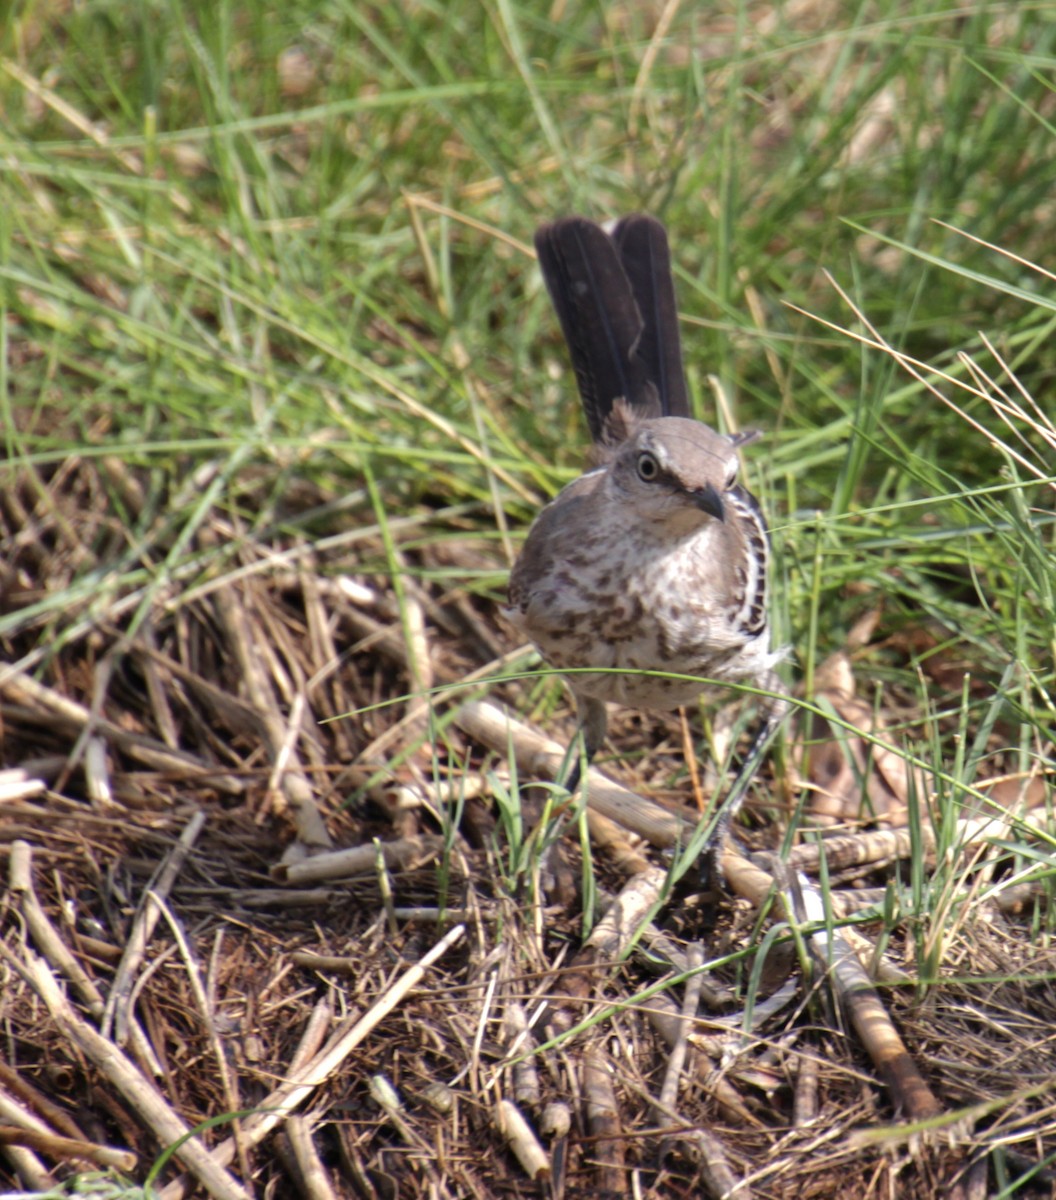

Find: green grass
2;0;1052;855
3;1;1053;802
1;0;1055;1188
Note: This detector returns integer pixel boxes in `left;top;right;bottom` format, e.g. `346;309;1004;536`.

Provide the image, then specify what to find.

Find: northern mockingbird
505;214;787;849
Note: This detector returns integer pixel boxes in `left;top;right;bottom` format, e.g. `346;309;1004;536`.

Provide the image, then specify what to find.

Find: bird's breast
508;517;767;710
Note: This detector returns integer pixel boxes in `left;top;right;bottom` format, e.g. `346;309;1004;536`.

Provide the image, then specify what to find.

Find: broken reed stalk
157;923;465;1200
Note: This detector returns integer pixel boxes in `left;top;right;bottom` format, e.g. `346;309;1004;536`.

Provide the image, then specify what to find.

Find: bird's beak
689;483;725;522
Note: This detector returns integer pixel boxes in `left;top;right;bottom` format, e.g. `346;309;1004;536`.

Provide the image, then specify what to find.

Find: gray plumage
506;215;786;827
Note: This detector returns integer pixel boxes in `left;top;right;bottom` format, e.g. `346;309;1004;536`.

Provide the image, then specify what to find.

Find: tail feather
612;214;690;419
534;217;654;441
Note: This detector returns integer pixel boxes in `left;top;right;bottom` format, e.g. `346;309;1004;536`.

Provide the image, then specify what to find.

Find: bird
504;214;787;851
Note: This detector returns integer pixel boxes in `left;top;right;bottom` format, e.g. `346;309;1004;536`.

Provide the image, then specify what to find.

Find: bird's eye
636;451;660;482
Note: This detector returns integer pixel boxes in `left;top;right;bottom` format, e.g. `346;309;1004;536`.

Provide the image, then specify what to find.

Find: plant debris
2;451;1055;1199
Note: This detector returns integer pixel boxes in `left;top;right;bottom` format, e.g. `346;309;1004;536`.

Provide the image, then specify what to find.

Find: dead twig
456;699;686;847
9;840;163;1078
582;1049;624;1194
548;866;666;1032
102;809;207;1043
0;1125;136;1173
495;1098;549;1181
213;582;332;850
275;834;444;885
791;870;945;1125
283;1116;339;1200
16;950;253;1200
0;668;243;793
157;923;465;1200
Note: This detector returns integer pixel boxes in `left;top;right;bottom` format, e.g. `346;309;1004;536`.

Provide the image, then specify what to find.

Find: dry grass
1;439;1055;1200
1;6;1054;1194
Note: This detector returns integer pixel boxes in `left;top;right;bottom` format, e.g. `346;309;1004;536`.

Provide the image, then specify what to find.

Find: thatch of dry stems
1;452;1055;1199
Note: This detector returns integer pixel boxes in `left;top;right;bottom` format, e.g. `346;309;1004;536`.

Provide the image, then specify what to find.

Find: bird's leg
560;695;607;795
702;680;790;884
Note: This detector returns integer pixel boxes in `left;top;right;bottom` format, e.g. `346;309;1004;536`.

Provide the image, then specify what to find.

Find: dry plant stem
266;690;308;811
0;523;375;687
9;841;162;1077
634;928;734;1008
299;573;354;760
339;590;436;769
646;1087;749;1199
129;640;266;741
290;951;382;973
585;808;652;877
20;953;253;1200
0;1125;136;1173
0;1063;86;1142
375;839;399;935
792;872;944;1123
842;925;912;987
369;1075;450;1196
495;1099;549;1181
727;850;944;1121
994;880;1053;913
639;993;759;1127
355;643;529;773
10;840;103;1009
504;1003;542;1109
213;583;332;849
789;806;1049;875
456;700;686;847
400;589;434;693
826;929;943;1122
276;834;444;885
83;735;113;806
540;1101;571;1138
328;1127;378;1200
103;809;207;1043
284;1116;338;1200
158;923;466;1200
340;593;419;666
162;999;336;1200
463;702;1046;874
228;887;345;908
287;999;335;1075
0;1142;53;1192
794;1053;820;1126
391;905;475;922
0;768;45;803
708;979;800;1037
827;877;1048;924
652;946;750;1195
154;900;252;1184
2;58;150;177
549;866;666;1030
0;1087;63;1153
658;943;704;1114
0;667;243;793
687;1130;751;1199
962;1158;990;1200
467;968;499;1097
787;828;915;872
582;1049;624;1194
138;624;180;750
343;609;432;758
